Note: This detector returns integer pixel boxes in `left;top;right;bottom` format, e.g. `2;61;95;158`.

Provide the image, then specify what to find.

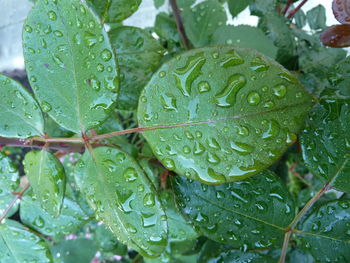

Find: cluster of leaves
0;0;349;262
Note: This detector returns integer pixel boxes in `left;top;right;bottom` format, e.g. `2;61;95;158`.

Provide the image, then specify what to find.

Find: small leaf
294;9;307;28
210;25;278;58
0;152;20;218
0;74;44;138
109;26;165;110
306;4;326;30
171;170;296;249
75;147;168;257
0;219;53;263
154;12;179;43
88;0;141;23
20;190;89;236
94;224;128;255
51;238;97;263
23;150;66;217
138;45;312;184
227;0;255;17
154;0;165;9
297;200;350;262
301;99;350;193
250;0;277;17
320;24;350;48
182;0;227;47
332;0;350;25
23;0;119;133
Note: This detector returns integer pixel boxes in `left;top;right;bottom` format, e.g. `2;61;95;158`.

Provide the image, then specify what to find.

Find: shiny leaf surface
171;170;295;249
23;0;119;133
138;46;312;184
20;190;88;236
0;219;52;263
301;99;350;193
109;26;165;110
0;152;20;218
297;200;350;262
0;74;43;138
23;150;66;217
75;147;168;257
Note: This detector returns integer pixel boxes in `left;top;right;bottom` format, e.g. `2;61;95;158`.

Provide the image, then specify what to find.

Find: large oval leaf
20;190;89;236
138;46;313;184
0;152;20;218
74;147;168;257
23;150;66;217
297;200;350;262
109;26;165;110
23;0;119;133
171;170;295;250
301;99;350;193
0;74;43;138
0;219;52;263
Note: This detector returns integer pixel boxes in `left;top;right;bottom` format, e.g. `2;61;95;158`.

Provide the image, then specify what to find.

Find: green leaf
138;45;313;184
0;74;44;138
227;0;255;17
154;0;165;9
301;99;350;193
20;190;89;236
23;0;119;133
75;147;168;257
51;238;97;263
94;224;128;255
306;4;326;30
171;170;296;249
250;0;276;17
0;219;53;263
210;25;278;58
109;26;165;110
154;12;180;43
0;152;20;218
182;0;227;47
204;249;275;262
177;0;196;8
297;200;350;262
87;0;141;23
294;9;307;29
23;150;66;217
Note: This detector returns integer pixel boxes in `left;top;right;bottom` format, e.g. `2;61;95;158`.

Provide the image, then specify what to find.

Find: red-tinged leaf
320;24;350;48
332;0;350;24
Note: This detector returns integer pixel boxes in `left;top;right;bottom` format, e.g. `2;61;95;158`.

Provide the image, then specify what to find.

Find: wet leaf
332;0;350;25
306;5;326;30
23;0;119;133
51;238;97;263
171;170;296;249
301;99;350;193
227;0;255;18
154;12;180;43
182;0;227;47
88;0;141;23
94;224;128;255
0;152;20;218
0;74;43;138
20;190;89;236
109;26;165;110
210;25;278;58
320;24;350;48
23;150;66;217
75;147;168;257
138;45;312;184
0;219;52;263
297;200;350;262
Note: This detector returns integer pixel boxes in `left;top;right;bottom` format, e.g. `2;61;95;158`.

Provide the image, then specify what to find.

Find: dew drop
273;84;287;98
100;49;112;61
215;74;246;107
40;101;52;112
48;10;57;21
123;168;138;182
198;81;211;93
143;193;155;207
247;91;261;105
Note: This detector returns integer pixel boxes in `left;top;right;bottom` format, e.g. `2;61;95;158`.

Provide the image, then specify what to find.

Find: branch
169;0;191;50
0;182;30;223
287;0;308;19
282;0;293;16
0;137;85;153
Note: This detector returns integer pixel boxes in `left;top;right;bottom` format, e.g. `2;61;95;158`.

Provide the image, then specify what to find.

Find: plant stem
287;0;308;19
0;182;30;223
282;0;294;16
169;0;191;50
